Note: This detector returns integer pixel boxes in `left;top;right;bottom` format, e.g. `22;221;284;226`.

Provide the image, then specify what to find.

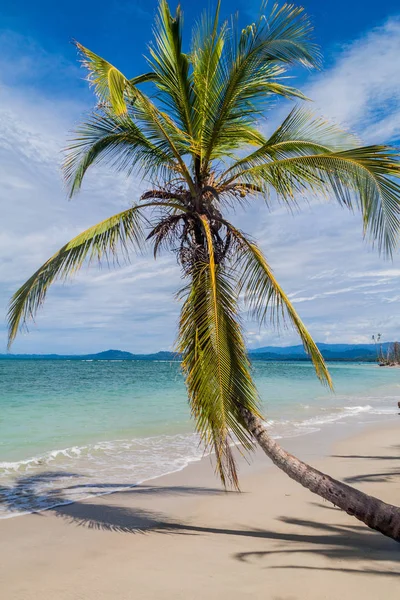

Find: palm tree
8;1;400;541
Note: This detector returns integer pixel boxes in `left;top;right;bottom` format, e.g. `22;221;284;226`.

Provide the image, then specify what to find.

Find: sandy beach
1;419;399;599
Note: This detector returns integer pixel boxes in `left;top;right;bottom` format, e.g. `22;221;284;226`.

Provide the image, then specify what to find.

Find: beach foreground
1;420;399;599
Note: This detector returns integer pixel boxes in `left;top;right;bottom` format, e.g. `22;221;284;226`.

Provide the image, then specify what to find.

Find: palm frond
75;42;156;115
148;0;194;135
178;215;261;488
266;106;359;149
8;206;147;347
127;91;197;192
251;1;320;67
224;146;400;256
64;110;180;197
222;106;359;177
191;1;226;157
75;39;196;193
223;222;332;388
200;2;320;168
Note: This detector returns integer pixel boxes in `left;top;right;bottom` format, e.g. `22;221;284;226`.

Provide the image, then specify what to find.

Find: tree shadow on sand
343;469;400;484
331;454;400;461
0;471;227;525
234;516;399;570
0;471;399;577
331;448;400;484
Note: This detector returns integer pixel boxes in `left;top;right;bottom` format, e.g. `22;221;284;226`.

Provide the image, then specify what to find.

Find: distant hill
0;343;391;362
249;342;392;362
0;349;179;361
90;349;136;360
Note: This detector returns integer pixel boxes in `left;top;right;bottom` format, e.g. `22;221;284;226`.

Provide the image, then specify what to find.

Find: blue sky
1;0;400;96
1;0;400;353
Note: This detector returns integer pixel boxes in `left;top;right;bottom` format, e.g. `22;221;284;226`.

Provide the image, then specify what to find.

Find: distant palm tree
372;333;383;362
8;1;400;540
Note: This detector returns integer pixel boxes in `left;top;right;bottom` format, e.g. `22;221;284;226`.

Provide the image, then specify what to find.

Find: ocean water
0;359;399;518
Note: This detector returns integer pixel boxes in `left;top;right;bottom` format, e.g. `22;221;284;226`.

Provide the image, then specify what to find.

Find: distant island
1;343;395;362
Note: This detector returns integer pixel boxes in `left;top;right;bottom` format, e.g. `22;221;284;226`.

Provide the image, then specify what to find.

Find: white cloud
348;269;400;279
306;17;400;142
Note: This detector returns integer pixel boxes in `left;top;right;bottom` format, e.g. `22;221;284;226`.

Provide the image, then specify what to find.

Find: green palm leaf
75;41;196;193
64;110;181;197
178;215;261;488
75;42;157;115
224;222;332;388
191;1;226;152
148;0;194;135
200;2;319;168
7;207;147;347
224;145;400;256
222;106;359;177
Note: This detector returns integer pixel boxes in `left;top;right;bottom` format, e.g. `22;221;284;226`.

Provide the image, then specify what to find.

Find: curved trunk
240;407;400;542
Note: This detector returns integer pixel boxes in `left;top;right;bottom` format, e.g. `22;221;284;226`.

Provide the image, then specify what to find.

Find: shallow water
0;359;398;518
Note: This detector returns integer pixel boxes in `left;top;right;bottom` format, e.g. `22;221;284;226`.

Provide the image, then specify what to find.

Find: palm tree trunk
239;406;400;542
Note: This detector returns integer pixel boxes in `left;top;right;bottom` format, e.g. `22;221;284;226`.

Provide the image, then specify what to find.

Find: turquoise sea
0;359;399;518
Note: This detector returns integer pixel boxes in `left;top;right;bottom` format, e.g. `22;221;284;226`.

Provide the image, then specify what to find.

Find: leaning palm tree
8;1;400;540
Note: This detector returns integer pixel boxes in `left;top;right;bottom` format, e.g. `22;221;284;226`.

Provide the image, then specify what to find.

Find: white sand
1;420;399;599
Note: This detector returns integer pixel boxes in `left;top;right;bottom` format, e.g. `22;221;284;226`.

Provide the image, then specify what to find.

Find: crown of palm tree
8;0;400;487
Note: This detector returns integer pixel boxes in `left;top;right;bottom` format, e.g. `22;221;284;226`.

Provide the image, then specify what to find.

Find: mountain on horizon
0;343;391;362
91;349;138;360
249;342;391;362
0;349;180;361
250;342;388;354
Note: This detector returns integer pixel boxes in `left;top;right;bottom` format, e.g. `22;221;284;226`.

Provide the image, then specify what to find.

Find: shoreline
1;417;399;599
1;410;397;522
